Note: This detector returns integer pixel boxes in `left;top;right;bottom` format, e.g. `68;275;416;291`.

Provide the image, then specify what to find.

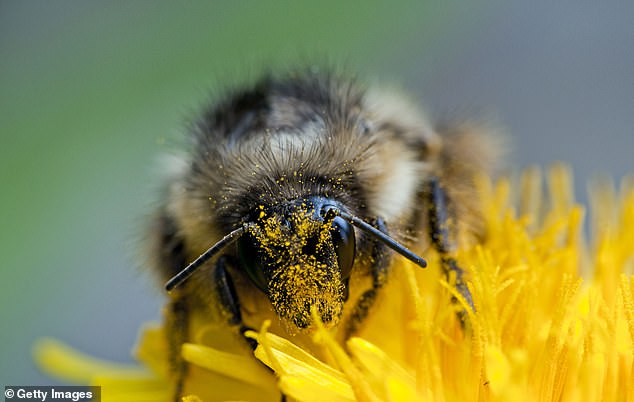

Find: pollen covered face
237;201;348;329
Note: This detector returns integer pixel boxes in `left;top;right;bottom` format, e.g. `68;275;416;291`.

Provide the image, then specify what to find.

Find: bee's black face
329;215;355;279
235;231;269;292
235;196;355;328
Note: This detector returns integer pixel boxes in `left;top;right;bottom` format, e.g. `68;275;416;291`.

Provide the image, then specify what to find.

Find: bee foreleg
214;255;257;349
427;177;474;314
215;256;285;400
166;297;189;402
345;217;390;338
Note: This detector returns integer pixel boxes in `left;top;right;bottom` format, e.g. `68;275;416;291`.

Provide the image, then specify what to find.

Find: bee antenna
165;225;248;292
327;208;427;269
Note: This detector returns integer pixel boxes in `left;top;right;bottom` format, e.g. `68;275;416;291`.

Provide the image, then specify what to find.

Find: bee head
236;196;355;329
165;197;426;330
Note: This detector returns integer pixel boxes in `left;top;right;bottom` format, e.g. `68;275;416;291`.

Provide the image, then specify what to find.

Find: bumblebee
146;68;498;399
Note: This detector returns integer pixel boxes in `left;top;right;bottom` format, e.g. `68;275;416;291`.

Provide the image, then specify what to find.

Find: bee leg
216;256;286;401
166;297;189;402
214;255;258;350
345;218;390;338
427;177;474;317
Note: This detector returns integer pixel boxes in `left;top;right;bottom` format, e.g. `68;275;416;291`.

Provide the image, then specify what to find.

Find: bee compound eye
236;234;268;292
330;216;356;279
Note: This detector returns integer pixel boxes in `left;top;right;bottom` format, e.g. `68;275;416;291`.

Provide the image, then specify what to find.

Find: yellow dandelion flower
35;164;634;402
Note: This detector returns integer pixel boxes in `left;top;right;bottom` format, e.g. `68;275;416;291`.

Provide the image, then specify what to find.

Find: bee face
235;196;355;328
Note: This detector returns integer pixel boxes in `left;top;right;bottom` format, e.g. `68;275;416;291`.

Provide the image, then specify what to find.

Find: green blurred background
2;1;632;386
